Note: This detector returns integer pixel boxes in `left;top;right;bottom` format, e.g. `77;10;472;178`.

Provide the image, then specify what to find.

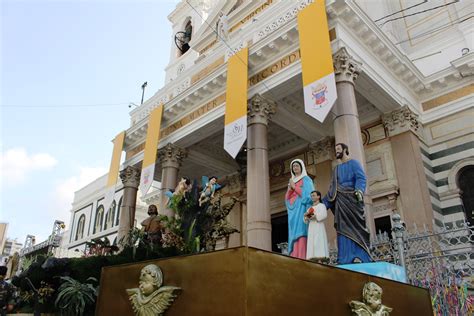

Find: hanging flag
224;46;248;158
103;131;125;212
298;0;337;123
140;104;164;196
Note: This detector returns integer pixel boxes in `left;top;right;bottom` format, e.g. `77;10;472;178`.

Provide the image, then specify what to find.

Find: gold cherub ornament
126;264;181;316
349;282;393;316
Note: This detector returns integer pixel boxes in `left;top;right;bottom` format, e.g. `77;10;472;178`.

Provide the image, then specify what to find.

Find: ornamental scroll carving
382;105;421;137
247;93;277;126
120;166;141;188
157;143;187;169
309;136;335;164
333;47;361;84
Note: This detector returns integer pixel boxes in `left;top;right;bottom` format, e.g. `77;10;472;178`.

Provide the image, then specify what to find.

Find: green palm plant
54;276;98;316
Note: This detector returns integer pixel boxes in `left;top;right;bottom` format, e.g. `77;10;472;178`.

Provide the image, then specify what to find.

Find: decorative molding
248;50;301;86
247;93;277;126
252;0;313;44
361;123;387;146
333;47;362;85
120;166;141;189
176;63;186;76
173;77;191;97
422;84;474;111
225;41;246;61
309;136;335;164
157;143;187;168
382;105;421;137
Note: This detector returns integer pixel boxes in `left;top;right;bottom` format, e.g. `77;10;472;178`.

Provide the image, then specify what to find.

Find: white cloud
0;147;58;186
50;166;107;220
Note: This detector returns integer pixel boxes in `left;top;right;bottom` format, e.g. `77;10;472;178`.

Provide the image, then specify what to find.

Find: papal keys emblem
311;82;328;107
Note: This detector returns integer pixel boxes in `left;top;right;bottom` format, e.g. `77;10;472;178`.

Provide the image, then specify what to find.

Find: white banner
224;116;247;158
103;186;116;214
140;163;155;196
303;72;337;123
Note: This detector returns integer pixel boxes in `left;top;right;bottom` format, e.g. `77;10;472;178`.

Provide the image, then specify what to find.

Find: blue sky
1;0;180;244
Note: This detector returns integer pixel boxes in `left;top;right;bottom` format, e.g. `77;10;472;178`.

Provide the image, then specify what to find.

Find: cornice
330;0;471;98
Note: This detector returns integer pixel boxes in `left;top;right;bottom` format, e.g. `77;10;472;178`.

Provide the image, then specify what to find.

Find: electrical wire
184;0;281;102
374;0;427;22
379;0;460;26
394;13;473;45
183;0;337;126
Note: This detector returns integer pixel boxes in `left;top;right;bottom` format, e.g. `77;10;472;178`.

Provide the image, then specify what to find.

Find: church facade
66;0;473;253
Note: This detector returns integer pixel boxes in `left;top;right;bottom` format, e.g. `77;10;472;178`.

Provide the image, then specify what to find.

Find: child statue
303;190;329;262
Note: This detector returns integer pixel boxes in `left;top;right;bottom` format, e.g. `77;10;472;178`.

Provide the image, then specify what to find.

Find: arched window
176;18;192;56
93;205;105;234
104;201;116;230
116;197;123;226
75;215;86;241
458;165;474;225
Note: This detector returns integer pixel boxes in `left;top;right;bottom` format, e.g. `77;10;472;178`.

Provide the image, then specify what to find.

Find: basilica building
66;0;473;254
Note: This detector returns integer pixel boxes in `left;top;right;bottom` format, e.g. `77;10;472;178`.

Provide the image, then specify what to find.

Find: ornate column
157;143;187;218
332;47;366;168
246;93;276;251
382;106;433;228
332;48;374;235
117;166;141;243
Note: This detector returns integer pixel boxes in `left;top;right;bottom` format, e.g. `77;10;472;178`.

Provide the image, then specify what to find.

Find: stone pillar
157;143;187;218
382;106;433;228
332;47;374;235
332;47;366;168
246;94;276;251
117;166;141;243
309;137;337;244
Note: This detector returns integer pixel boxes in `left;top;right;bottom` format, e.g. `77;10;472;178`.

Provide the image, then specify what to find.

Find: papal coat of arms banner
140;104;164;196
224;46;248;158
103;131;126;212
297;0;337;123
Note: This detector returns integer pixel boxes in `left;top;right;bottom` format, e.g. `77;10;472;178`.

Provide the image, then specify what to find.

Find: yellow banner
225;47;248;125
224;47;248;158
106;131;125;187
297;0;333;86
142;105;163;168
298;0;337;123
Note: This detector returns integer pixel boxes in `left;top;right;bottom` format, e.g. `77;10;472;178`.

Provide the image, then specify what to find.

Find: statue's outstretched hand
355;190;364;203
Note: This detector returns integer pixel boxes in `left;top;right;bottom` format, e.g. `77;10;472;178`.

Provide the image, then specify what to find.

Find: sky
1;0;180;244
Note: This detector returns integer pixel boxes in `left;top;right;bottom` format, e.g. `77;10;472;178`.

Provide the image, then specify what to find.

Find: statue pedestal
96;247;431;315
337;262;407;283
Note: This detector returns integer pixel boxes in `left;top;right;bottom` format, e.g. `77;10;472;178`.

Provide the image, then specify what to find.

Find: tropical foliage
55;276;98;316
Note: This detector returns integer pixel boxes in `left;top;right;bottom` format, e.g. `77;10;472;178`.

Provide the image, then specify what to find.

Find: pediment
191;0;239;53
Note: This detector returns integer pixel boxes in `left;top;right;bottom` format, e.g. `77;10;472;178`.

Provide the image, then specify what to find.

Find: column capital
247;93;276;126
382;105;422;137
333;47;361;85
309;136;335;164
120;165;141;189
157;143;187;168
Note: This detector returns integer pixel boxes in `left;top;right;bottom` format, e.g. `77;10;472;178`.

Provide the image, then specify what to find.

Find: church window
93;205;105;234
75;215;86;241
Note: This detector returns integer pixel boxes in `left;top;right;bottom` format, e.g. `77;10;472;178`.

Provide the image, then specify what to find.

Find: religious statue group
286;143;372;264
